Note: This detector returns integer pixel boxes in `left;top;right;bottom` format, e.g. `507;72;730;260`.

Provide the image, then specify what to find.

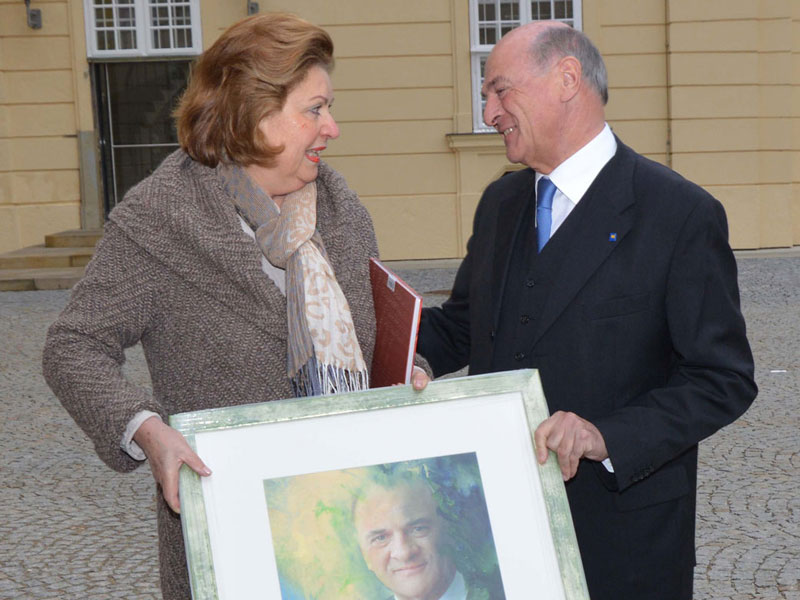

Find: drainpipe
664;0;673;169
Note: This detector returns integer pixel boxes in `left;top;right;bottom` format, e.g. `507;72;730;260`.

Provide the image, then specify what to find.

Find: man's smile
391;562;427;576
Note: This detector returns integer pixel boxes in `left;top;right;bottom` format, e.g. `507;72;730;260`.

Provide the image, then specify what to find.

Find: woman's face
246;65;339;201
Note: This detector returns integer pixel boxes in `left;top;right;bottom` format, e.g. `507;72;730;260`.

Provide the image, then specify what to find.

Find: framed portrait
171;369;589;600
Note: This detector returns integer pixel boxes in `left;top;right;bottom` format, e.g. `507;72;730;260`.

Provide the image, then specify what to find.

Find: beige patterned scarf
219;164;368;396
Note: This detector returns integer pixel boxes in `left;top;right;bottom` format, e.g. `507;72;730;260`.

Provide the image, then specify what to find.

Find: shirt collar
439;570;466;600
537;123;617;205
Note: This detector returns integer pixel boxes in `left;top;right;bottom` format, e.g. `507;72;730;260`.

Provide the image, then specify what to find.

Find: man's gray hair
529;26;608;105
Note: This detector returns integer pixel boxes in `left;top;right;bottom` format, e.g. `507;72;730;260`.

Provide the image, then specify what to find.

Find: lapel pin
609;233;617;242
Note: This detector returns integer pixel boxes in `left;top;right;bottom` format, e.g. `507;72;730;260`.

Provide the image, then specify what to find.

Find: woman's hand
411;366;431;391
133;416;212;513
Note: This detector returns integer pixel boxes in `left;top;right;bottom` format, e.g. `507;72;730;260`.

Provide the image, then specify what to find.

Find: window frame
469;0;582;132
83;0;203;59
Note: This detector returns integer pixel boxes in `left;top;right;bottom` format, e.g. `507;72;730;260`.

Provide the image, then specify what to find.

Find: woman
43;13;377;599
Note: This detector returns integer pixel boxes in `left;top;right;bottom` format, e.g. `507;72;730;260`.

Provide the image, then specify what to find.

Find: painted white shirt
394;570;466;600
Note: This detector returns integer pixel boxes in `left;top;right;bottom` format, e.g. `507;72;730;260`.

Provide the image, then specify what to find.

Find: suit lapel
144;164;290;341
203;216;290;341
528;144;637;349
109;155;293;342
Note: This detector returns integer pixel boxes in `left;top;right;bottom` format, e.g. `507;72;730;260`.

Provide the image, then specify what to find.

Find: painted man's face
354;481;455;600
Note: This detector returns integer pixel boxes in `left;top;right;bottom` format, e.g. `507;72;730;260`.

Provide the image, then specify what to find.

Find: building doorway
92;60;191;216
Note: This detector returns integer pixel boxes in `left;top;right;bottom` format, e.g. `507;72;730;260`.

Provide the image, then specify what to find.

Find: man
353;477;465;600
414;22;756;600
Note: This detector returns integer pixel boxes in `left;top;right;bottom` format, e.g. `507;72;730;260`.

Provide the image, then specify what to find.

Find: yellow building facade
1;0;798;257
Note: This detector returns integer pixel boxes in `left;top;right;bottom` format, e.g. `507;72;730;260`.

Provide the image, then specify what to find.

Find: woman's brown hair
175;13;333;168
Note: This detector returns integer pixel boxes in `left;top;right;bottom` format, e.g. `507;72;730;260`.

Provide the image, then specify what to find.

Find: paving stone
0;256;798;599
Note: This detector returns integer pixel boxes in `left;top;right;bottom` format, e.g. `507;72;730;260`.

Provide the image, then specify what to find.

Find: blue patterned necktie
537;177;556;252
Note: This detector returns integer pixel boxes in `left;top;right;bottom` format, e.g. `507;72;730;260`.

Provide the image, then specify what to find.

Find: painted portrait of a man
263;453;506;599
353;473;461;599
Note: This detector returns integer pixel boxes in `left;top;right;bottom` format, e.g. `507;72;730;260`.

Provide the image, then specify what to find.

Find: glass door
93;60;191;215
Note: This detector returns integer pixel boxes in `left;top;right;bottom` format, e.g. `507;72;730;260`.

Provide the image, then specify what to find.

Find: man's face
481;32;565;173
354;481;455;600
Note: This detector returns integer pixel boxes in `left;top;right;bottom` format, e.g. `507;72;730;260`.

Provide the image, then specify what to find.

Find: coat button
514;352;525;361
525;279;535;287
520;315;530;324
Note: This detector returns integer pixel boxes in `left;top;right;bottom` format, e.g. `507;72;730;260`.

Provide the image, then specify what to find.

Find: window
84;0;202;58
469;0;582;131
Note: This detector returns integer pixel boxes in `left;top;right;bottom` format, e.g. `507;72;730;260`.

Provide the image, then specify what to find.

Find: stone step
0;245;95;270
45;229;103;248
0;266;85;292
0;229;102;291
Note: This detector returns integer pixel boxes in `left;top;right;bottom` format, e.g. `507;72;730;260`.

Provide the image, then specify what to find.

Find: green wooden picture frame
170;369;589;600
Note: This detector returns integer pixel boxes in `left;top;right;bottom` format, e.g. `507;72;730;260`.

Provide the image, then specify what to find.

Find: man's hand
410;366;431;391
534;411;608;481
133;416;212;513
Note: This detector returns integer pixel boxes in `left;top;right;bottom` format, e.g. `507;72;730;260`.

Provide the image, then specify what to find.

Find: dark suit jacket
418;140;757;600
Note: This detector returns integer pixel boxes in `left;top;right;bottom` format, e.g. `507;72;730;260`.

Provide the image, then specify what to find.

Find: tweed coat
42;151;378;599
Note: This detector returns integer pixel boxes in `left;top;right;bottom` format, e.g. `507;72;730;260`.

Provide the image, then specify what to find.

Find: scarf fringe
292;357;369;397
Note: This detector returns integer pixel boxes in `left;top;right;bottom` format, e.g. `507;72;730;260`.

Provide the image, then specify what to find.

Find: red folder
369;258;423;388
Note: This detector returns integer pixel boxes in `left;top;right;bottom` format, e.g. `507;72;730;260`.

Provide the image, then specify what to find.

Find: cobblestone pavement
1;255;797;599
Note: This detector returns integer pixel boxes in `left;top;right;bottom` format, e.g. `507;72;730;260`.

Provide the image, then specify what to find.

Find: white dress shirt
535;123;617;238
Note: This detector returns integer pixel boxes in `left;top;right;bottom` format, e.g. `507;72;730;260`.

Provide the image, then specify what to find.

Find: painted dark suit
418;140;757;599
